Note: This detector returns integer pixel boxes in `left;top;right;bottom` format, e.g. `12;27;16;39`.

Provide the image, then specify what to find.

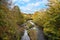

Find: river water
21;30;30;40
21;20;45;40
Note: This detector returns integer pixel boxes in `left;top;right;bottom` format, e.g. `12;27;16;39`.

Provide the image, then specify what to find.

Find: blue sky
12;0;48;13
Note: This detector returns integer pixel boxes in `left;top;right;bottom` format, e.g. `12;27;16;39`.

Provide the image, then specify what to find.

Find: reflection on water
21;30;30;40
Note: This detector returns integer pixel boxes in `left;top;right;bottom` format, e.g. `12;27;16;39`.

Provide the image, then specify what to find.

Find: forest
0;0;60;40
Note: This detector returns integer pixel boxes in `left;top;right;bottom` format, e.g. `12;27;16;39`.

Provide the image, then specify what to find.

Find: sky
12;0;48;13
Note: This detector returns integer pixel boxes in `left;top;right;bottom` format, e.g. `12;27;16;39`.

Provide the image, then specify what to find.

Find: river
21;20;45;40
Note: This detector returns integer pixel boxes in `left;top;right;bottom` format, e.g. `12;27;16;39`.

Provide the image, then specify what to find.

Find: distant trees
23;14;32;22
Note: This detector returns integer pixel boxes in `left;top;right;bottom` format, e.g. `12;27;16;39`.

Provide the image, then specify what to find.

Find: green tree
32;0;60;40
12;6;24;25
0;1;24;40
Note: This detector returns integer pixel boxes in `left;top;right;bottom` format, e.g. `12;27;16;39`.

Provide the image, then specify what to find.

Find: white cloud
20;2;41;13
12;0;17;3
12;0;30;3
34;2;40;6
20;0;48;12
22;0;30;2
21;2;40;9
12;0;48;13
41;0;48;4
